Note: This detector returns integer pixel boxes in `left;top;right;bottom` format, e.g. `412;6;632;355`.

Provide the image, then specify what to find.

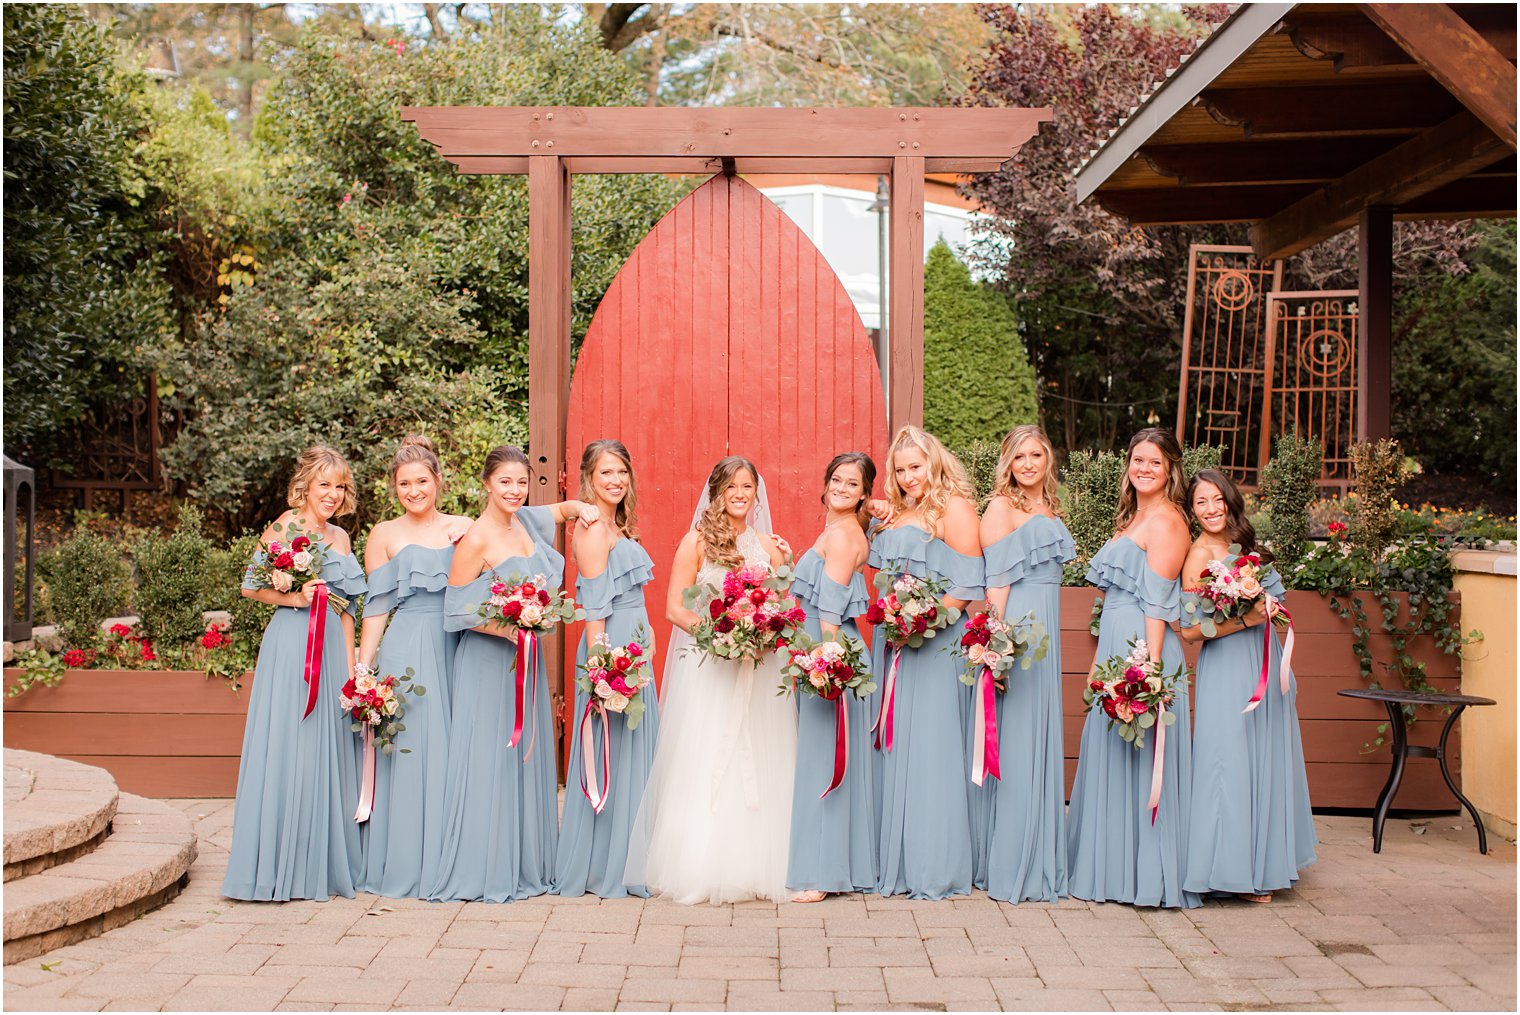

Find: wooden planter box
5;590;1461;810
3;669;255;797
1059;588;1463;812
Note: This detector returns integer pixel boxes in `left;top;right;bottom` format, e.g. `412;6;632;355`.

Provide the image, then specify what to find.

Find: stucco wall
1452;551;1518;840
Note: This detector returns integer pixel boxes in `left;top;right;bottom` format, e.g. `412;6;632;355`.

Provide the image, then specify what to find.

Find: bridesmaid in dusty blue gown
354;436;472;898
224;446;368;901
555;440;661;899
427;445;599;903
786;452;879;902
868;426;984;900
979;425;1073;903
1068;427;1200;909
1180;469;1317;902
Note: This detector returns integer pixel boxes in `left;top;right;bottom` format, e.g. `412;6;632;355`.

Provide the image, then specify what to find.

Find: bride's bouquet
685;562;805;663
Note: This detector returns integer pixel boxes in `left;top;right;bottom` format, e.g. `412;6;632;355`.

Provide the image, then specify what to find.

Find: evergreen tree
923;240;1038;446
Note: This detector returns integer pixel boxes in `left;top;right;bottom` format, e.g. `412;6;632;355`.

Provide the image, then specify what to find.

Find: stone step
3;749;118;882
3;792;197;965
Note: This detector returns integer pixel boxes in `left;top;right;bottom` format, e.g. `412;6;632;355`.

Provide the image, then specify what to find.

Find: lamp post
867;174;890;411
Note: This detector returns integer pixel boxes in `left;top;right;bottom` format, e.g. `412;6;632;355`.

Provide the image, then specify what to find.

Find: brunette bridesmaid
224;446;368;901
426;446;598;903
870;426;984;900
785;452;879;902
354;436;472;898
555;440;662;899
1180;469;1316;903
1067;428;1200;909
978;425;1073;903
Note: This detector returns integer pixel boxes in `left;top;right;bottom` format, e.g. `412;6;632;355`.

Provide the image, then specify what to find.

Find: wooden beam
1097;183;1318;225
1198;82;1462;140
402;106;1051;162
888;156;925;434
446;155;1011;175
1361;3;1518;148
1285;7;1516;72
1249;111;1509;259
1396;173;1518;218
1140;137;1404;186
527;155;572;506
1358;207;1392;442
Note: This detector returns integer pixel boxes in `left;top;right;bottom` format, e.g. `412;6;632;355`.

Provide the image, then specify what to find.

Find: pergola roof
1074;3;1517;258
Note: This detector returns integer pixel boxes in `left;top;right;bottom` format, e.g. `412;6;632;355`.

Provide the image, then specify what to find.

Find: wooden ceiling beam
402;106;1051;163
1140;136;1404;186
1396;175;1519;219
1283;7;1516;74
1097;183;1318;225
1361;3;1518;148
1198;82;1462;139
1249;111;1510;259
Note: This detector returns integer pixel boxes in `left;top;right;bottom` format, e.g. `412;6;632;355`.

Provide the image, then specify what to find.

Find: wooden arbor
399;106;1051;507
1073;2;1516;446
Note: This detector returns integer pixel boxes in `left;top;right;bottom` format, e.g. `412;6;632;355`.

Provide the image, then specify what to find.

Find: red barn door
564;174;887;717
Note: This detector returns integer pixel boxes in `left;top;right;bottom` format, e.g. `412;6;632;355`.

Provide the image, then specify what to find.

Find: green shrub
37;527;131;647
1181;444;1224;482
1061;449;1125;576
131;505;221;648
1260;434;1322;569
204;531;275;689
923;240;1038;447
952;439;1002;502
1351;439;1405;561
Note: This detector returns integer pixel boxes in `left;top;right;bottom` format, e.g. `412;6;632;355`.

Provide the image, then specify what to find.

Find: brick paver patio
4;801;1514;1012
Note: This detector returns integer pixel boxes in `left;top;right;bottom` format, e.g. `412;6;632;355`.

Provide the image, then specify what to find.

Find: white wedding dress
624;526;798;904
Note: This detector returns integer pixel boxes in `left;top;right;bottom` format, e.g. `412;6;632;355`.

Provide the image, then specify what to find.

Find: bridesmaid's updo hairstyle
883;426;975;539
821;452;877;534
578;439;639;539
697;455;759;571
389;433;443;497
287;445;357;518
1187;469;1271;563
992;424;1062;516
481;444;531;483
1115;427;1186;533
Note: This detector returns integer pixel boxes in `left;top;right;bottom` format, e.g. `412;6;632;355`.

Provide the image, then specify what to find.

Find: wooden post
528;155;572;771
888;155;925;435
1357;205;1393;442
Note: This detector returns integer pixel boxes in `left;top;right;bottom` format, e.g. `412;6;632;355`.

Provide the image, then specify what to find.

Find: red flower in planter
1328;521;1348;538
109;623;134;639
63;648;95;668
139;639;157;663
201;625;230;650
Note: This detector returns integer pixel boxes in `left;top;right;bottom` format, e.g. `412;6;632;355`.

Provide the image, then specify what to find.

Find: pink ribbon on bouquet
579;698;612;814
354;725;377;823
509;630;540;761
820;689;849;800
1147;702;1167;826
871;646;902;752
300;584;329;720
970;666;1002;787
1242;595;1295;714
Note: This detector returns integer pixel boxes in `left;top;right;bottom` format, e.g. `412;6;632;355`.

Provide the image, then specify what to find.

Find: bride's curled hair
882;426;974;538
697;456;759;570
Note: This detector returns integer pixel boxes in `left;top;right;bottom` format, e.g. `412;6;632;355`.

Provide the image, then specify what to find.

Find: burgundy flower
291;536;311;552
714;616;735;634
273;551;295;569
709;600;726;619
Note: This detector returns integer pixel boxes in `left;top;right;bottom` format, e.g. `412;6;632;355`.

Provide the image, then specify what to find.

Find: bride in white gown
625;456;799;904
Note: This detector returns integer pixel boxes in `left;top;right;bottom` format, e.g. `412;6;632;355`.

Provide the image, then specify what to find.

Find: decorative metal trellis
1176;245;1284;488
49;375;165;512
1263;291;1360;490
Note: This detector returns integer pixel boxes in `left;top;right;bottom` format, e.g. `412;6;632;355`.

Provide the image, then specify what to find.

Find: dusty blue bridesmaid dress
1183;559;1317;896
426;507;561;903
870;526;984;900
223;548;368;901
555;537;661;899
785;548;878;894
982;515;1074;903
357;543;458;898
1067;535;1201;909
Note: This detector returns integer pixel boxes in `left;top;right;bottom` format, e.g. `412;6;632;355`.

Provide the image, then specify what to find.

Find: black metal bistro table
1337;688;1497;854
